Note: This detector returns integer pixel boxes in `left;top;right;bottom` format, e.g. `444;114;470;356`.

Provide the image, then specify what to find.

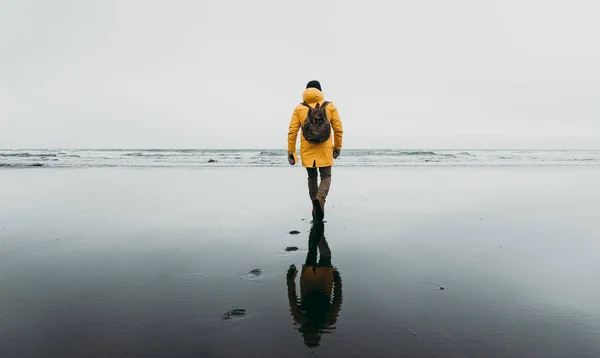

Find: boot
312;196;325;222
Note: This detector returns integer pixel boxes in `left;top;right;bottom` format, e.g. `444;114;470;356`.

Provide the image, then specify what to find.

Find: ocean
1;149;600;168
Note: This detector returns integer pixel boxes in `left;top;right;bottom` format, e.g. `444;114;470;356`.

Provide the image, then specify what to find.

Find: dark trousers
306;166;332;200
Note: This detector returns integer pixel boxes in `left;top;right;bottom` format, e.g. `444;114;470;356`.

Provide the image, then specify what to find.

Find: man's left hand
333;148;341;159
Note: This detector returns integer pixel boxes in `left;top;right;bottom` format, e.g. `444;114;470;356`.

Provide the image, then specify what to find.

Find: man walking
288;80;344;221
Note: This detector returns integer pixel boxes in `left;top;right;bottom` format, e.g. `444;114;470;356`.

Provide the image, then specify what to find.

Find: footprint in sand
222;309;246;320
247;269;262;276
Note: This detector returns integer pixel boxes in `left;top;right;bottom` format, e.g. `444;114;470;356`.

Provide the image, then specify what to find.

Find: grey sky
1;0;599;149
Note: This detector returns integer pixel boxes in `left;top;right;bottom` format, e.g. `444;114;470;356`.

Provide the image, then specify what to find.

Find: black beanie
306;80;322;91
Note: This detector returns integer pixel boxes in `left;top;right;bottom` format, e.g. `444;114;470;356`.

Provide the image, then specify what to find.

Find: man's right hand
288;153;296;165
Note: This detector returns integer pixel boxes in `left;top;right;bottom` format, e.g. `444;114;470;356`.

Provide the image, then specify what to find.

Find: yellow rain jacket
288;88;343;168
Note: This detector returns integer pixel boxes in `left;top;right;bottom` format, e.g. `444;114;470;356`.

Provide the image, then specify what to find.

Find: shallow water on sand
1;168;600;357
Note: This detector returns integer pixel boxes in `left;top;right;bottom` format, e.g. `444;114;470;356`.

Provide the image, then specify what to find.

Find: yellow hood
302;88;324;104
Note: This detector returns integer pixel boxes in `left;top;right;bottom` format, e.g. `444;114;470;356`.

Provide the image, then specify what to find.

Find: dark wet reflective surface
1;168;600;357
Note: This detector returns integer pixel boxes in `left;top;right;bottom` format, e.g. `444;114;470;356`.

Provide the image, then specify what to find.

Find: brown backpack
301;101;331;143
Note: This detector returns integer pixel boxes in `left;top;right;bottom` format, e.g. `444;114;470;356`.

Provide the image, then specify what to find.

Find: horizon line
2;148;599;151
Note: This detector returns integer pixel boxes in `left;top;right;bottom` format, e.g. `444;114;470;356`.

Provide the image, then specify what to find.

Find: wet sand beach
1;167;600;357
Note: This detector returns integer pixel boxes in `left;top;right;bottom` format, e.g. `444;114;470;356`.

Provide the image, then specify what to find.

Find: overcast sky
1;0;599;149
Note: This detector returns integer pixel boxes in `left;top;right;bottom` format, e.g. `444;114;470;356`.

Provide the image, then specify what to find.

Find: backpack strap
302;101;329;109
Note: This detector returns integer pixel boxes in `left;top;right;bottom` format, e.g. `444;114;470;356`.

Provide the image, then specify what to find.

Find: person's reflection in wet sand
286;222;342;348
